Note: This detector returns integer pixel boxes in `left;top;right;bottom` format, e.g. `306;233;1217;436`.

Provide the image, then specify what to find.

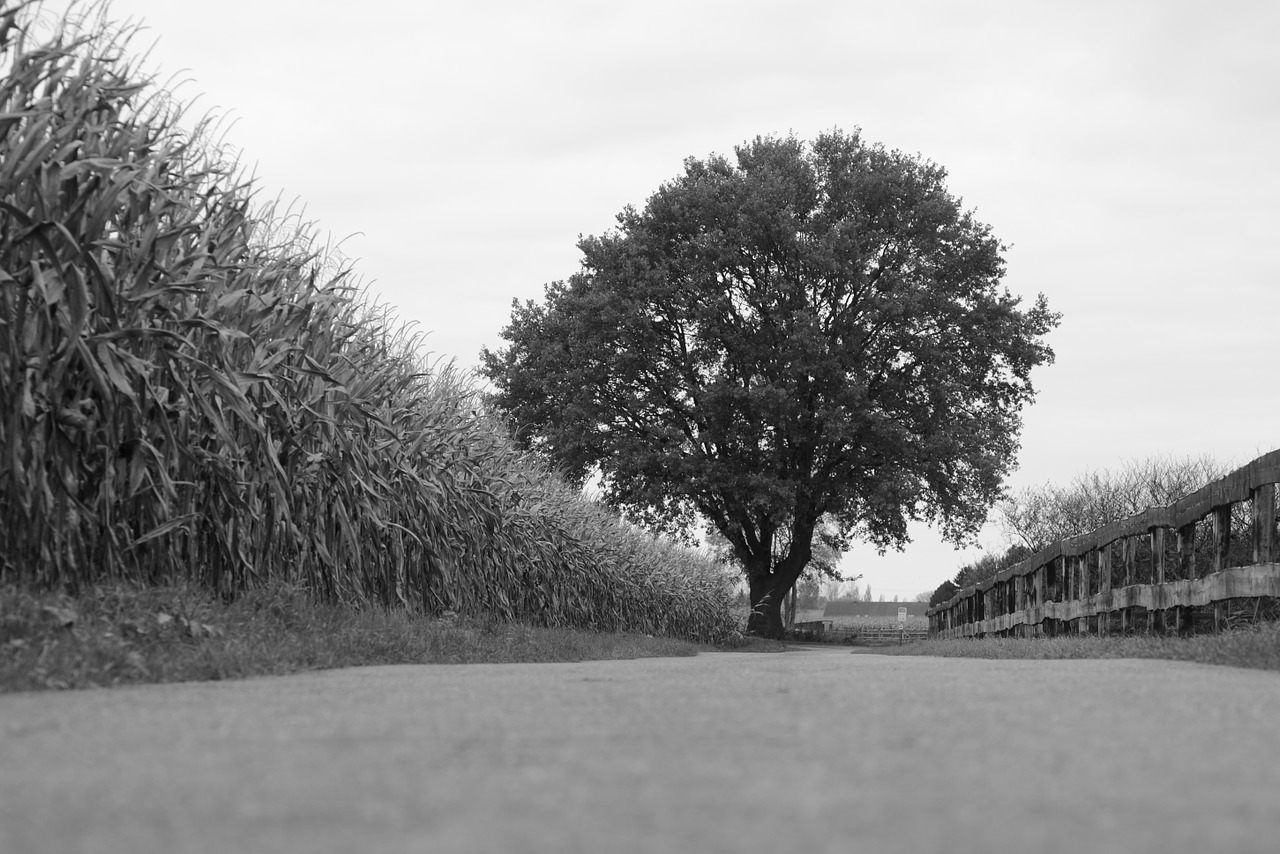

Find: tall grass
0;581;709;692
0;1;736;644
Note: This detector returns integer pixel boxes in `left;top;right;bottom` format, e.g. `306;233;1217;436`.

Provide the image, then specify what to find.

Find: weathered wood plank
1033;565;1280;621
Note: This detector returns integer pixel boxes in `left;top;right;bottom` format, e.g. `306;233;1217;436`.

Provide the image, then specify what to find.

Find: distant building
823;601;929;619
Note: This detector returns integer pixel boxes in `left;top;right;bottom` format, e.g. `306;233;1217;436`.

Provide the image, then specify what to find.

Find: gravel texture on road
2;648;1278;853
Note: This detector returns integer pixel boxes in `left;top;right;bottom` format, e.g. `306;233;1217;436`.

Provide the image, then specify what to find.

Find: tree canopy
929;580;961;608
482;129;1059;637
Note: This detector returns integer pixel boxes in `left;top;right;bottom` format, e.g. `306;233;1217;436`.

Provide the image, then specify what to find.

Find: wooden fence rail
791;621;929;643
927;449;1280;639
838;627;930;643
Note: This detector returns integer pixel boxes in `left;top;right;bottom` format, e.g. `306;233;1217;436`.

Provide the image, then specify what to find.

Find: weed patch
0;583;706;693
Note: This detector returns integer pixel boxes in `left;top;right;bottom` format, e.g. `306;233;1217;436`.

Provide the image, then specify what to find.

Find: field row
0;4;736;643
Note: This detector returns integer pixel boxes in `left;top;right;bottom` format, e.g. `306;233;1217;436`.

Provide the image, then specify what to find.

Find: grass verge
0;583;712;693
876;625;1280;672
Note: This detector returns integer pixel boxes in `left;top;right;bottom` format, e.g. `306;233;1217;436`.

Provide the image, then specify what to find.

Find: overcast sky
39;0;1280;600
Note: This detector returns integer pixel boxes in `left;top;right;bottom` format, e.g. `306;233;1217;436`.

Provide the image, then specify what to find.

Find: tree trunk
733;513;816;639
745;546;811;638
746;573;789;638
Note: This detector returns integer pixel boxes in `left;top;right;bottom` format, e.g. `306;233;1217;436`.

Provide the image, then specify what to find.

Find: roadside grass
0;583;710;693
878;624;1280;672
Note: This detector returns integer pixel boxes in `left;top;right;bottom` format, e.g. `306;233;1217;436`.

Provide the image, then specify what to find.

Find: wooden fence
928;449;1280;639
792;620;930;644
841;626;930;643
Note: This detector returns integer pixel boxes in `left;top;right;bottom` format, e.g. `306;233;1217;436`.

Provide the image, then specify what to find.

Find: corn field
0;1;737;643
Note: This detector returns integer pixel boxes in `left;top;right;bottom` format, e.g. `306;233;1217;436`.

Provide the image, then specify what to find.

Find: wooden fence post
1049;557;1063;637
1253;484;1276;565
1098;544;1111;636
1151;527;1166;585
1120;538;1135;633
1078;554;1089;635
1212;506;1231;631
1063;556;1074;634
1014;573;1026;637
1212;506;1231;574
1034;564;1046;636
993;581;1002;637
1151;527;1166;634
1174;523;1195;635
1214;506;1230;630
1177;523;1195;580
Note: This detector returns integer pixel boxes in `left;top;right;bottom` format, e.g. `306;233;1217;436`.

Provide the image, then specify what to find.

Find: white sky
38;0;1280;600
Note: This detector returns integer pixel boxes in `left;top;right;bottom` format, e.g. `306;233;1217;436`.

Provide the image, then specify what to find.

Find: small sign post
898;607;907;645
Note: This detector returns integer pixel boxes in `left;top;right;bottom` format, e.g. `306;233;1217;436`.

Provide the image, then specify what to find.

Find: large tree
482;129;1059;637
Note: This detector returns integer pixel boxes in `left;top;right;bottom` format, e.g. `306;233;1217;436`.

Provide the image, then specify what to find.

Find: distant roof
823;601;929;618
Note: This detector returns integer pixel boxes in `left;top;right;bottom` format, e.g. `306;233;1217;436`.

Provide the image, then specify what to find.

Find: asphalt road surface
2;648;1279;854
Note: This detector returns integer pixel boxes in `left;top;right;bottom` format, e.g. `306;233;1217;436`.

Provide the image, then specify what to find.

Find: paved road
2;648;1278;854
